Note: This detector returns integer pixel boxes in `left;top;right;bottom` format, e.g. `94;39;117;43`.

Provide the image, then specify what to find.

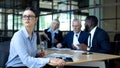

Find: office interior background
0;0;120;49
0;0;120;68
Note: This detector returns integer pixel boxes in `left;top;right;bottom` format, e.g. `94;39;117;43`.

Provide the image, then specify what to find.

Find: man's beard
84;25;90;32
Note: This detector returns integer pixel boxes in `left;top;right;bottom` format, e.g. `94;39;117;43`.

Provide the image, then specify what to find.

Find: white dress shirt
73;32;80;49
88;26;97;47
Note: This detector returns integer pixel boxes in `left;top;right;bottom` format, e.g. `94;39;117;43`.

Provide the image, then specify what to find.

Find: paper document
45;53;73;58
50;48;71;50
72;50;85;53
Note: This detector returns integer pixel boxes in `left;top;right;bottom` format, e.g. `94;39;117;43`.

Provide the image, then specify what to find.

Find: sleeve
12;33;50;68
97;31;111;54
84;32;89;45
62;33;69;48
58;31;63;43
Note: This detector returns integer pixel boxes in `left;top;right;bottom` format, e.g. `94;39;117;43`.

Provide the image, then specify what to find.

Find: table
44;48;120;66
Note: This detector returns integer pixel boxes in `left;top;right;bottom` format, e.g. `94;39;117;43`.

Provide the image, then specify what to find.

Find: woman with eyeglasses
6;7;66;68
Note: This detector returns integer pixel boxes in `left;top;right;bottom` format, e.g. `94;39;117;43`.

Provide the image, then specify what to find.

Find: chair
106;34;120;68
0;41;10;68
114;34;120;55
114;34;120;41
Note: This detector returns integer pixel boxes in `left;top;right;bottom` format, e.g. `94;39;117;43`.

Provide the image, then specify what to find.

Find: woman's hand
49;58;66;66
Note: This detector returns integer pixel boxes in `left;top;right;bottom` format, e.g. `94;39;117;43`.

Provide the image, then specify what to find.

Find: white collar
74;31;81;38
90;26;97;35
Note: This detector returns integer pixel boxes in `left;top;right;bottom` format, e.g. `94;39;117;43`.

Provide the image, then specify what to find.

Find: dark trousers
64;66;99;68
7;66;28;68
43;64;56;68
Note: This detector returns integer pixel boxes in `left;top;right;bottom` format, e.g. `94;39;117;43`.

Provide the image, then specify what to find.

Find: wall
101;0;120;41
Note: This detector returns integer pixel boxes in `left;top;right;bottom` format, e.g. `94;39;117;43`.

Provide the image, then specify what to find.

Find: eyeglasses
22;15;36;20
72;25;80;27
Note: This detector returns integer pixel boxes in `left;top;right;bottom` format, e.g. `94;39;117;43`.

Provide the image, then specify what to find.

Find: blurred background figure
42;19;63;48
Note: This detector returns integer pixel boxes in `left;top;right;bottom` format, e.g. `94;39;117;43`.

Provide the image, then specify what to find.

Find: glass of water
40;41;47;49
39;41;47;57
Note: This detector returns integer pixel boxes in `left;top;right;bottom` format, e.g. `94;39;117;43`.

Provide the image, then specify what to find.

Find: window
8;14;22;30
39;15;52;30
39;12;87;31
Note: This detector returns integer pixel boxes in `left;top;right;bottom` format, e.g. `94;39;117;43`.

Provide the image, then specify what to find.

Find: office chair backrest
0;41;10;68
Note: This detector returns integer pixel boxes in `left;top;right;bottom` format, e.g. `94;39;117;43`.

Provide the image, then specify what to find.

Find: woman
6;7;65;68
43;19;63;48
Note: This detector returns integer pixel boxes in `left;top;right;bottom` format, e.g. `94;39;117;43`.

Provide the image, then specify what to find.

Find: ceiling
0;0;28;9
0;0;89;14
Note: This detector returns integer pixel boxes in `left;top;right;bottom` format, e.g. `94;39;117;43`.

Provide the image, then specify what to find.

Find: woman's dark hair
86;15;98;26
25;7;39;17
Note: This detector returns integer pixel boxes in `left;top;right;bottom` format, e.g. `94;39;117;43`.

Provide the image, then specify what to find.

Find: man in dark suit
58;19;89;50
84;15;112;54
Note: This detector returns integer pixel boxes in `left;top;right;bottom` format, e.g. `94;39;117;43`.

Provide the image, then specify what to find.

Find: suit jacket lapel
78;31;83;41
71;32;74;43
